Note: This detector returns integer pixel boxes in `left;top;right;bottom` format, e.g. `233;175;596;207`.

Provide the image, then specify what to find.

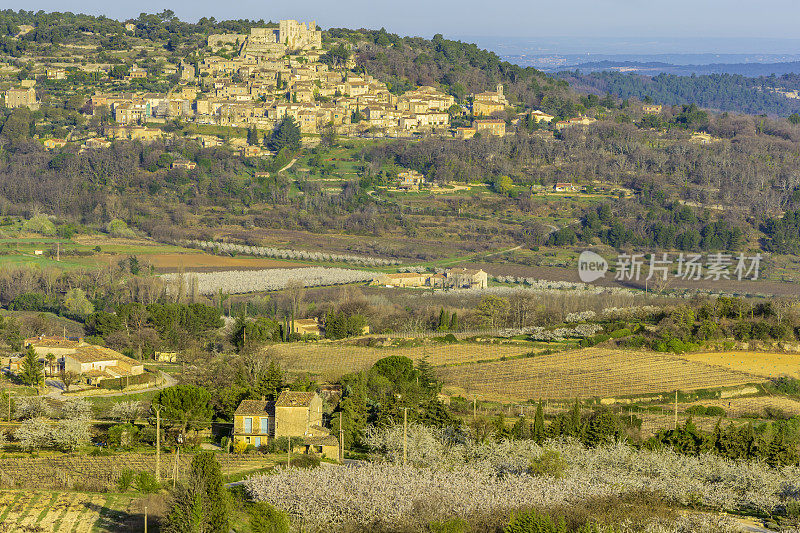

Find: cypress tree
437;308;449;331
449;312;458;331
533;400;545;444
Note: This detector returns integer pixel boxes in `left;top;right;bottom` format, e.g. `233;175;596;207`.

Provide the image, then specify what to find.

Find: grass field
682;351;800;378
435;348;765;402
267;341;543;381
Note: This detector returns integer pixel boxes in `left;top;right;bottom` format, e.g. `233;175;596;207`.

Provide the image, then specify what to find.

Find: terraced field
436;348;766;402
268;341;540;380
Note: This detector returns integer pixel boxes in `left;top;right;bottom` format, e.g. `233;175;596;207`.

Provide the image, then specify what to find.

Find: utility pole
674;390;678;429
473;398;477;420
287;440;291;468
144;506;148;533
173;447;179;489
339;411;344;463
154;406;161;482
403;407;408;466
7;392;10;423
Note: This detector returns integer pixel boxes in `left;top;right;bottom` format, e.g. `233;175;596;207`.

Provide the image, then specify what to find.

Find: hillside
559;70;800;116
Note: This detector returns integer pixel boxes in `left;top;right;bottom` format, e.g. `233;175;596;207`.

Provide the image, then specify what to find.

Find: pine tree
533;400;545;444
20;346;44;388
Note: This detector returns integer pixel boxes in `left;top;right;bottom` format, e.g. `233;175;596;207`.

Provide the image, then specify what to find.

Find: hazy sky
7;0;800;42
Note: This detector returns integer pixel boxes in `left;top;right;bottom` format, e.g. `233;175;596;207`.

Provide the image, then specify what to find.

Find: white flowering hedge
186;240;400;267
497;324;603;340
163;267;381;295
246;427;800;531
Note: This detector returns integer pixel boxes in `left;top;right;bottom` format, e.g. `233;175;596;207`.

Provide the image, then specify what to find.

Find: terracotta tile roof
65;346;141;367
275;391;316;407
304;435;339;447
234;400;274;416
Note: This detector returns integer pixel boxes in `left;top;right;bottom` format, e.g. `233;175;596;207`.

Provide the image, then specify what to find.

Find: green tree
476;295;509;328
437;308;449;331
492;175;514;195
268;116;301;152
163;452;230;533
20;345;44;388
64;288;94;316
152;385;213;434
449;312;458;331
255;361;283;401
532;400;545;444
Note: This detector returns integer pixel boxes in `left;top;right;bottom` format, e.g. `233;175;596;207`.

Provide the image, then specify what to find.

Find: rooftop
234;400;275;417
275;391;316;407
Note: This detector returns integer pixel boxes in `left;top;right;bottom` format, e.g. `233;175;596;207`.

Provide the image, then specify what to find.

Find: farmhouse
397;170;425;190
24;336;145;386
291;318;322;336
375;268;488;290
553;182;577;192
233;391;339;458
444;268;488;289
642;104;663;114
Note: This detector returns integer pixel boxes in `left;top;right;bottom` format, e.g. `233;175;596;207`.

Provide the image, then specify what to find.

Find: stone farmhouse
375;268;488;290
24;336;145;386
233;391;340;458
398;170;425;190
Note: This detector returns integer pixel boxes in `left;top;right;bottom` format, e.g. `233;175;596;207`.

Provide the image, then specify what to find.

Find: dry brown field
435;348;764;402
267;341;538;381
682;351;800;378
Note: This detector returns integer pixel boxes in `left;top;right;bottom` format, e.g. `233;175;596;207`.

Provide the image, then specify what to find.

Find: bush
134;471;161;494
705;406;726;417
248;502;290;533
22;215;56;236
528;449;566;478
288;454;320;469
117;468;136;492
106;218;137;238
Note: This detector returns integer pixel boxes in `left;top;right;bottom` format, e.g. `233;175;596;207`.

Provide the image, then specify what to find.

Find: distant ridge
554;60;800;77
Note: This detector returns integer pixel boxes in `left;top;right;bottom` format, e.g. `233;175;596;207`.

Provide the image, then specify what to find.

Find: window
244;417;252;433
260;417;269;435
254;437;261;447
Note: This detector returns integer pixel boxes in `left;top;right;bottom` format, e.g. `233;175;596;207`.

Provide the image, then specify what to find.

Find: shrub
134;471;161;494
106;218;137;238
117;468;136;492
705;406;726;417
22;215;56;236
248;502;290;533
528;449;566;478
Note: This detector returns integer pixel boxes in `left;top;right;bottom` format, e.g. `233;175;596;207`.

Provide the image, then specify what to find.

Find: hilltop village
0;19;590;145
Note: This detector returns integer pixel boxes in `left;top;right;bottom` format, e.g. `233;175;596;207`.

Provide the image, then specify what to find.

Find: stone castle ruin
208;20;322;59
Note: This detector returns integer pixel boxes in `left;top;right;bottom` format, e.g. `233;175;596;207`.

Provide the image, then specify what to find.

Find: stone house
233;391;339;458
473;119;506;136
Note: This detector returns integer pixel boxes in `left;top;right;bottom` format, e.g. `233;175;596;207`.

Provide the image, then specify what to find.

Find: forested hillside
560;70;800;117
